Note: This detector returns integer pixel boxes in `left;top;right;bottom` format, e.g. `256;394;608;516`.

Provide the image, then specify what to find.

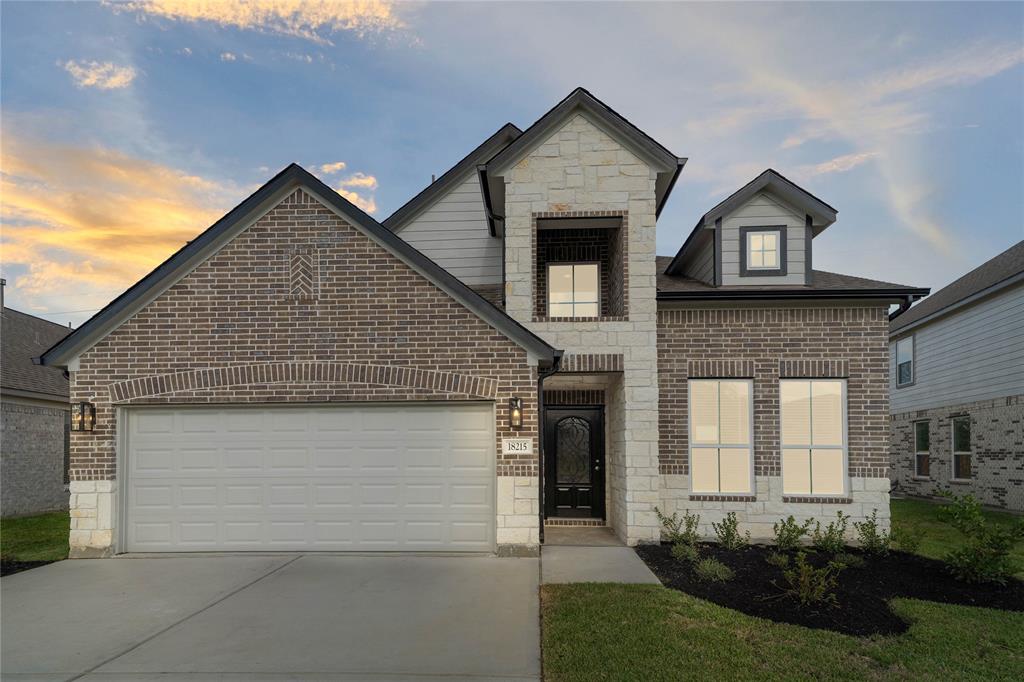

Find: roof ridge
2;306;75;331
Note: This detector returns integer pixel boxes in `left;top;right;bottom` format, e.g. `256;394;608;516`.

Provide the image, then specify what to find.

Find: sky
1;1;1022;327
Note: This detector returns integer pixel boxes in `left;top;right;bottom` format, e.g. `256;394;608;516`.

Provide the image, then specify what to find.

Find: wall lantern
71;402;96;432
509;397;523;430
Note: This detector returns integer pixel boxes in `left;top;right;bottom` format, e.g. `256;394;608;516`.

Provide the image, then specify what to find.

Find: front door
544;408;604;519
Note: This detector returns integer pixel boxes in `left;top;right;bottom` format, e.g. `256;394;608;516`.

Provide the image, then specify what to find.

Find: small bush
766;551;790;569
773;515;813;551
670;541;700;564
832;552;865;569
937;492;1024;584
655;507;701;546
694;557;734;582
777;552;843;607
853;508;891;555
712;512;750;550
891;524;922;553
811;511;850;554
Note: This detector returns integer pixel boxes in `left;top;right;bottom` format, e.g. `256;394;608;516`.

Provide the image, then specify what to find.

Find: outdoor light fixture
71;402;96;432
509;398;523;430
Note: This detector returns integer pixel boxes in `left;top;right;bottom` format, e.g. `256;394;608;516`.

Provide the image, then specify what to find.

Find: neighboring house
39;88;928;558
1;280;72;517
890;241;1024;512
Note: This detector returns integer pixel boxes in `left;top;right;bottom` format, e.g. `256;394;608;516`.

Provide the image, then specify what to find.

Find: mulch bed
635;543;1024;637
0;560;57;577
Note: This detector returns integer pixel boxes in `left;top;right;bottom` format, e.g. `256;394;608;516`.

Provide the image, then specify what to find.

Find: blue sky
1;1;1022;325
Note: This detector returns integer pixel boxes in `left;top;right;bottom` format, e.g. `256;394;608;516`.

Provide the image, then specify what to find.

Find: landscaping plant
890;524;922;553
670;542;700;564
937;492;1024;584
712;512;750;550
773;515;814;551
853;508;891;555
811;511;850;554
655;507;701;546
766;551;790;569
776;552;843;607
831;552;865;569
694;557;734;582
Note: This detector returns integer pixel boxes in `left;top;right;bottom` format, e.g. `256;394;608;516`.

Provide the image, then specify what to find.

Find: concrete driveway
1;554;540;681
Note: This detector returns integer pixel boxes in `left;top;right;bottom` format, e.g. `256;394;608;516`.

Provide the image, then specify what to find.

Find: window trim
739;225;788;277
779;378;849;497
895;335;915;388
546;261;601;319
913;419;930;479
687;378;755;495
951;415;972;481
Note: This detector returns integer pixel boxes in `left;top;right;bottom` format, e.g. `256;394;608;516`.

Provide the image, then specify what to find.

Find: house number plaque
502;438;534;455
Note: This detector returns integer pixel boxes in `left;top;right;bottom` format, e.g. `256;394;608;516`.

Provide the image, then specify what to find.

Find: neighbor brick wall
0;400;69;516
70;187;539;482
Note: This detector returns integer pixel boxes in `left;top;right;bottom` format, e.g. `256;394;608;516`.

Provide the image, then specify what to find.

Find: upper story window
547;263;599;318
739;226;787;277
895;336;914;387
780;379;847;496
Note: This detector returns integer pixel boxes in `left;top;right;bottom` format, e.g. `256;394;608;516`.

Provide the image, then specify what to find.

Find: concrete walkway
541;545;661;584
1;554;540;681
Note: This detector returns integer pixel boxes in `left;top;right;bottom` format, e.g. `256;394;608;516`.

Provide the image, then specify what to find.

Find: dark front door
544;408;605;519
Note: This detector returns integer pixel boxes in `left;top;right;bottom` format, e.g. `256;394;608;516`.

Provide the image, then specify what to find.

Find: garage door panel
125;404;495;552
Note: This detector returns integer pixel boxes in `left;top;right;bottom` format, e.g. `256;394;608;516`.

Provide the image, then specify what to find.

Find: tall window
781;380;847;496
547;263;599;318
746;230;780;269
895;336;914;387
914;421;930;477
689;379;753;494
952;416;972;480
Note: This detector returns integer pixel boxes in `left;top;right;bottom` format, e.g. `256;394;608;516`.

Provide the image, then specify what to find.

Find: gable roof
483;87;686;218
39;164;560;368
383;123;522;233
890;240;1024;335
664;169;839;276
2;307;70;400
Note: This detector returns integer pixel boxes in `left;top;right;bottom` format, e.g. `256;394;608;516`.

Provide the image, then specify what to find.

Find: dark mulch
0;560;57;576
635;543;1024;637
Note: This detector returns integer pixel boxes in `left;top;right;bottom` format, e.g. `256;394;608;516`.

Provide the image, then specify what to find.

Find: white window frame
546;262;600;319
780;379;849;497
687;378;754;495
913;420;930;479
745;229;782;271
895;336;915;387
951;415;972;481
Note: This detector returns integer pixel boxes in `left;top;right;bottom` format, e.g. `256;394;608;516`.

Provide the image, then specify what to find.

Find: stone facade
0;399;69;517
657;305;893;536
891;395;1024;512
68;187;539;556
501;113;660;545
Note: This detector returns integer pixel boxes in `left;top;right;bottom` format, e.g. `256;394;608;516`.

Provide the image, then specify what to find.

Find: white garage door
124;404;495;552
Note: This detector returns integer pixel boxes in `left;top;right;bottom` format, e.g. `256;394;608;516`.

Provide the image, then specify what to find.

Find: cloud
337;172;378;190
318;161;347;174
60;60;137;90
111;0;406;45
336;188;377;214
795;152;880;179
220;52;237;61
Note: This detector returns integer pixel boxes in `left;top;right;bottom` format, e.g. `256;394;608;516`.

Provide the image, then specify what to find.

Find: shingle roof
890;240;1024;333
1;307;70;399
656;256;928;300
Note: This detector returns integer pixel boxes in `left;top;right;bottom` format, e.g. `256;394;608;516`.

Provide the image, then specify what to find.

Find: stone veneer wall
891;395;1024;512
68;187;540;556
0;399;69;517
502;113;660;545
657;305;893;537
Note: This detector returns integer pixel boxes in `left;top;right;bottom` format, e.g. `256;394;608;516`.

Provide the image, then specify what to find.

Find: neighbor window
746;230;781;269
547;263;599;318
896;336;914;387
688;379;753;494
781;379;847;496
952;416;972;480
914;421;930;477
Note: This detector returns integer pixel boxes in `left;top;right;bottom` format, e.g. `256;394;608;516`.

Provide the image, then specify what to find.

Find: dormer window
547;263;599;318
739;226;787;277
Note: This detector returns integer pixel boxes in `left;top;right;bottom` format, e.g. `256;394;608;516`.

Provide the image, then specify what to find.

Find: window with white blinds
780;379;847;495
688;379;753;494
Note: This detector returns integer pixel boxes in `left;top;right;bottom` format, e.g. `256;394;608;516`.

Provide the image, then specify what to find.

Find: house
890;241;1024;512
38;88;928;557
1;279;72;517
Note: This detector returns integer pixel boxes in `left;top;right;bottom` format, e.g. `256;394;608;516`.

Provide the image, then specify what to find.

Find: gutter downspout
889;295;915;321
536;351;563;546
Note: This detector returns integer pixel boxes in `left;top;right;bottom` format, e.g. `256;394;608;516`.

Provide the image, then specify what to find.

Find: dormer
664;169;838;287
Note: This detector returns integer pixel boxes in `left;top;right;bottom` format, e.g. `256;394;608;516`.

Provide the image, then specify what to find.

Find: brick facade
533;226;625;319
0;399;69;517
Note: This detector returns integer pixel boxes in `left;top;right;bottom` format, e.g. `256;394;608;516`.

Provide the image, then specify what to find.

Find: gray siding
720;192;807;286
685;238;715;285
890;282;1024;413
396;173;502;286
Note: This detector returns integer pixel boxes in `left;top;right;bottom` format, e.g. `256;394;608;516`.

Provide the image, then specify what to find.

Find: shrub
891;524;922;553
773;515;813;551
777;552;843;607
712;512;750;550
853;508;891;555
811;511;850;554
832;552;865;569
937;492;1024;584
694;557;734;582
766;551;790;569
670;541;700;564
655;507;701;546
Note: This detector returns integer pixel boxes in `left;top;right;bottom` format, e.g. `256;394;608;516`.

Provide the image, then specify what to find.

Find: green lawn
0;512;70;562
542;498;1024;681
